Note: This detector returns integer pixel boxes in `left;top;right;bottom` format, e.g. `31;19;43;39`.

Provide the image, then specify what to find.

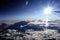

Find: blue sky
0;0;60;20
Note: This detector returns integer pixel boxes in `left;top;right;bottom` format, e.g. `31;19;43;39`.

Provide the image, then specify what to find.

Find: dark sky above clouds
0;0;60;20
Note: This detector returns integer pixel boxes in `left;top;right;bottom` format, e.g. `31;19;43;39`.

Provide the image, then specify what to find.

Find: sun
44;6;53;14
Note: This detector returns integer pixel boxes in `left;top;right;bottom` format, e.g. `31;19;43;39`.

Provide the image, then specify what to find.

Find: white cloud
26;1;29;5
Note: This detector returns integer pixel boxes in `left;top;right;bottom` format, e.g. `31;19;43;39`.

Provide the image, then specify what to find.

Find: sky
0;0;60;20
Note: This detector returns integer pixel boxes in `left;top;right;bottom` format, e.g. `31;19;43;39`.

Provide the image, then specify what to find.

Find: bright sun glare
43;6;53;27
44;6;53;14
